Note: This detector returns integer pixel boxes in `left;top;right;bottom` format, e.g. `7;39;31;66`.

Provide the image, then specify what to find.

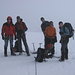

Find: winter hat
7;16;12;20
59;21;63;25
50;21;53;26
17;16;20;19
40;17;44;21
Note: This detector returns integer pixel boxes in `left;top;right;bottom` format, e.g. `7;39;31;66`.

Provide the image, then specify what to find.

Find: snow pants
61;37;69;60
17;33;29;54
4;36;14;55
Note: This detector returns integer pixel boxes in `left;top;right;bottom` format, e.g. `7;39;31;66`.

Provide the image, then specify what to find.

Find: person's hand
2;35;4;40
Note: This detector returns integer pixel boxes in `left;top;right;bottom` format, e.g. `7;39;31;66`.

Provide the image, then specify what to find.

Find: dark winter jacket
1;22;16;37
41;21;50;33
15;21;28;38
59;25;70;43
15;22;28;34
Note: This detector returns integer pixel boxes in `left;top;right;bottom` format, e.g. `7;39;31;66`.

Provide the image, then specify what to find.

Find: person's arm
23;22;28;32
13;26;16;36
15;23;18;32
1;24;5;40
13;25;17;40
64;27;70;36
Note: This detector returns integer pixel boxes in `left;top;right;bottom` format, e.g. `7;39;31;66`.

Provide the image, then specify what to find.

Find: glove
2;34;4;40
59;32;63;35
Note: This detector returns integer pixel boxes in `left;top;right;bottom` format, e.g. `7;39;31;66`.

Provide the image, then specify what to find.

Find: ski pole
35;60;37;75
32;43;35;51
32;43;37;75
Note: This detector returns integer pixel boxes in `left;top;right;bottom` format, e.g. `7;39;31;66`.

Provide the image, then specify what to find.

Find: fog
0;0;75;32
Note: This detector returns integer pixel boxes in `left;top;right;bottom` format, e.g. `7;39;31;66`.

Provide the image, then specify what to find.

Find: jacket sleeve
23;22;28;31
64;27;69;35
15;23;18;32
1;24;5;35
62;27;70;37
13;25;16;36
54;27;56;36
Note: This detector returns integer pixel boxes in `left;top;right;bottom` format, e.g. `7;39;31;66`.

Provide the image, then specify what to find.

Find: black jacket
41;21;50;32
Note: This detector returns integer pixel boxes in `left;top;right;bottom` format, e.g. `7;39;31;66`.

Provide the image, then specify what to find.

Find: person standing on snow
15;16;30;56
1;16;16;57
40;17;57;58
40;17;50;48
48;21;57;57
59;21;70;61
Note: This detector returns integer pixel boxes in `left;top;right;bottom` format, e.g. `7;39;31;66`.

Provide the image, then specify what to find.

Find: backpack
64;23;74;38
13;40;24;52
35;48;45;62
44;26;56;38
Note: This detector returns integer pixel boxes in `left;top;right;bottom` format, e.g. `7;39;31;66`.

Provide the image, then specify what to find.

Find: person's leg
45;37;49;49
65;38;69;59
52;46;55;55
45;37;53;58
4;39;8;56
18;37;23;54
49;47;55;58
50;43;55;57
60;38;69;61
65;48;68;59
60;42;66;61
22;34;30;56
10;37;16;55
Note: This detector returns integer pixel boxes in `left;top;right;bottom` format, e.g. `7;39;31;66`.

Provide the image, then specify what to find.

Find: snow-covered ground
0;32;75;75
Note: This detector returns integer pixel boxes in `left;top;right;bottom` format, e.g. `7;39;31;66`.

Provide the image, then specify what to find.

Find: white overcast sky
0;0;75;32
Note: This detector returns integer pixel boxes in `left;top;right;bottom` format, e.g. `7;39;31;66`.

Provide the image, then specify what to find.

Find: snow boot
65;49;68;60
26;50;30;56
27;53;30;56
65;54;68;60
11;48;16;56
59;58;64;62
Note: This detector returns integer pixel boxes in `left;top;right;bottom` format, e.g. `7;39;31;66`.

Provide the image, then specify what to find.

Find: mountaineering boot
65;54;68;60
59;58;64;62
27;52;30;56
65;49;68;60
11;48;16;56
26;51;30;56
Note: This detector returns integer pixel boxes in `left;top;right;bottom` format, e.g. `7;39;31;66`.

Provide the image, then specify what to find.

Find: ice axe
39;43;43;48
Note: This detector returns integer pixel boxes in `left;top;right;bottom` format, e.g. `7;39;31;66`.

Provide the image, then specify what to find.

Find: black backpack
64;23;74;38
35;48;45;62
13;40;24;52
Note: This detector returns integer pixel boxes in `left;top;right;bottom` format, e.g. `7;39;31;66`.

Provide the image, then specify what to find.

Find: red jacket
2;22;16;37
